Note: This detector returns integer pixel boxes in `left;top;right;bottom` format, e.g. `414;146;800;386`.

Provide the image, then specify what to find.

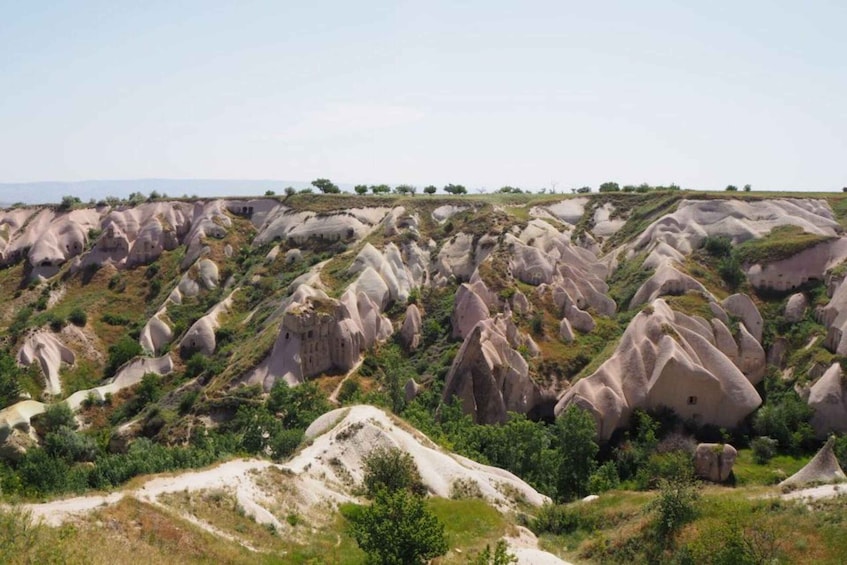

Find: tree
443;184;467;195
497;186;523;194
598;182;620;193
423;185;437;195
266;380;329;430
362;446;426;497
744;184;752;192
264;189;275;196
58;195;81;211
472;540;518;565
725;184;738;191
311;178;340;194
284;186;296;197
576;186;591;194
395;184;417;196
371;184;391;194
348;488;448;565
0;350;22;408
354;184;369;195
554;405;598;501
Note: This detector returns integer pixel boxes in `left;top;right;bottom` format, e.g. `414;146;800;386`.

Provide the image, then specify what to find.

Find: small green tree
472;540;518;564
354;184;369;195
725;184;738;192
311;178;340;194
598;181;620;192
555;405;598;501
443;183;467;195
371;184;392;194
265;189;275;196
423;185;437;195
0;350;22;408
362;446;426;497
348;488;447;565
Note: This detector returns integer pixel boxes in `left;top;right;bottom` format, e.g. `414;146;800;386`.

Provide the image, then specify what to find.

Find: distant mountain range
0;179;317;205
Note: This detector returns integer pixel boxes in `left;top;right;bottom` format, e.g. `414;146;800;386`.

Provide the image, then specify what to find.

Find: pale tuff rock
821;275;847;355
347;242;428;304
139;314;173;355
179;291;236;357
538;198;588;225
404;378;422;402
784;293;809;323
694;443;737;483
737;323;766;385
555;299;762;440
722;293;764;343
591;202;626;237
565;304;595;333
431;204;468;224
0;400;47;449
746;238;847;292
808;363;847;437
452;283;491;340
65;355;174;411
17;331;76;396
511;289;531;315
780;437;847;487
245;266;403;390
400;304;422;351
559;318;575;343
628;198;840;268
442;315;546;425
297;405;549;509
629;263;711;309
253;206;390;246
709;302;730;324
436;233;476;282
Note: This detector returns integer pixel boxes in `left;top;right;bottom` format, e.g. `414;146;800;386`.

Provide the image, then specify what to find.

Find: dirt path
328;359;363;404
21;458;277;527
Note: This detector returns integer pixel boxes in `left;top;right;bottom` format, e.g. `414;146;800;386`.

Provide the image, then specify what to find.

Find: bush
588;461;620;494
362;446;426;497
43;426;97;463
347;488;447;565
530;502;598;536
471;540;518;565
106;335;142;376
751;436;778;464
702;235;732;258
649;476;699;544
635;451;693;490
39;403;76;434
68;308;87;327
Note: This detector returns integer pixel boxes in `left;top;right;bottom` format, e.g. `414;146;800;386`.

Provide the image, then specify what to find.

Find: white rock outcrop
555;299;762;440
17;331;75;396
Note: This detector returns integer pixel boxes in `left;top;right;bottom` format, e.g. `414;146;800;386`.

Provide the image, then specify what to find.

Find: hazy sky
1;1;845;191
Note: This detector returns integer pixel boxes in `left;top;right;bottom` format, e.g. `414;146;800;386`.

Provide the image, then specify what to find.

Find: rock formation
780;437;846;488
694;443;737;483
17;331;76;396
555;299;762;440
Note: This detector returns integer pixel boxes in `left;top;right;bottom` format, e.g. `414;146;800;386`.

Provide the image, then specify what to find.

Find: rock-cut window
687;396;697;406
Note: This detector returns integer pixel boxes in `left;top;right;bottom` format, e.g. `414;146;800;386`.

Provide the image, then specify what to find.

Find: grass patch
731;448;809;486
736;225;834;265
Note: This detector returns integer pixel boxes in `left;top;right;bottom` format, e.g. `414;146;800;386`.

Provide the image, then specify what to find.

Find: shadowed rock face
555;299;762;440
808;363;847;437
442;315;546;425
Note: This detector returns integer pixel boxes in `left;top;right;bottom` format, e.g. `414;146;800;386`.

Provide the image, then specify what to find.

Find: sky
1;0;846;194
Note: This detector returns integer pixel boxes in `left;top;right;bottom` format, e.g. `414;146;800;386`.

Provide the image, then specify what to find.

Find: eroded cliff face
1;192;847;446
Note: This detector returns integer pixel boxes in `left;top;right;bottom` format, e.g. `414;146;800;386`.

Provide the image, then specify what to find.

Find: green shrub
588;461;621;494
648;476;699;544
106;336;142;377
362;446;426;497
347;488;447;565
751;436;778;465
43;426;97;463
555;406;598;501
68;308;87;327
635;451;693;490
530;502;598;536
